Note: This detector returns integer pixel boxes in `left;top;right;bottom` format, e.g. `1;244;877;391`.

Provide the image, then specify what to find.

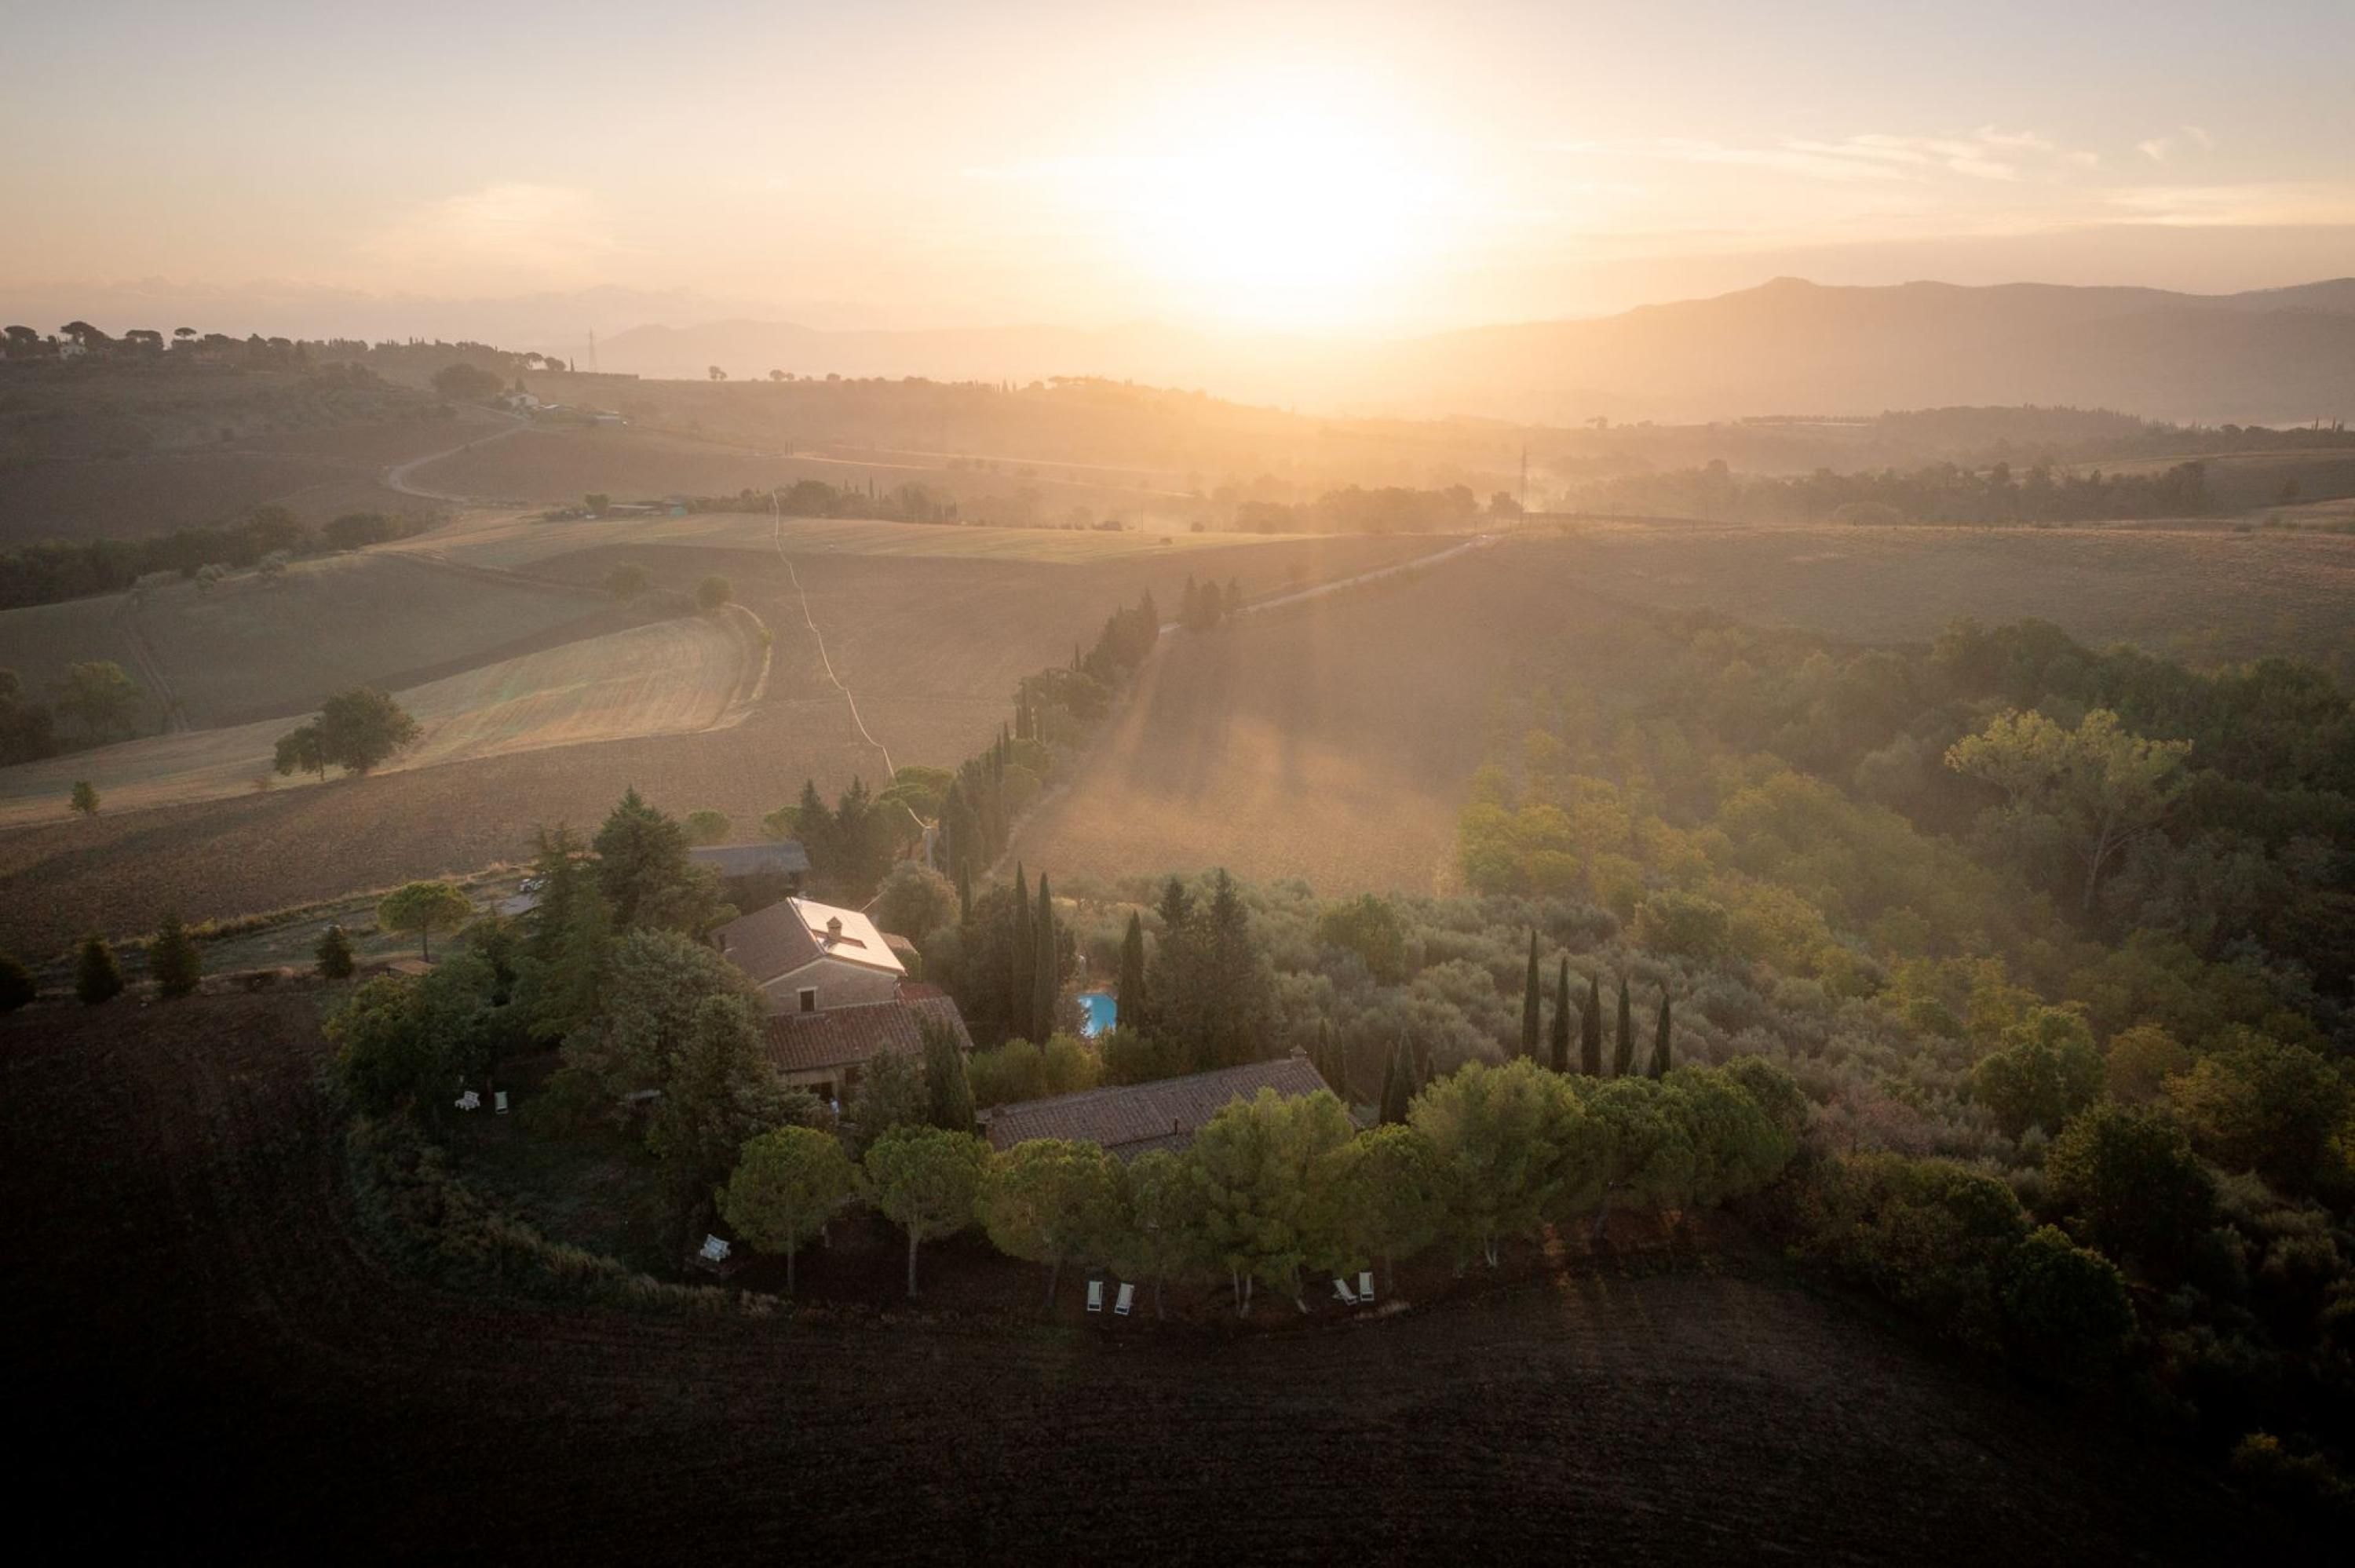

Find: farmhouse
980;1055;1331;1158
761;982;973;1103
712;895;904;1012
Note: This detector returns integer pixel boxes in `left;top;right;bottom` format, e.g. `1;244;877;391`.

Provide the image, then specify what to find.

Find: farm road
384;410;528;500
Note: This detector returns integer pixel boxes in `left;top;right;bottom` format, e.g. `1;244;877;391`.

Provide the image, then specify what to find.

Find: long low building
979;1055;1331;1158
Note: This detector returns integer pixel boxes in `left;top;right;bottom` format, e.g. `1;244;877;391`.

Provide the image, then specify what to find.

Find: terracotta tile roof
981;1056;1330;1158
714;896;904;986
761;990;973;1076
692;841;811;878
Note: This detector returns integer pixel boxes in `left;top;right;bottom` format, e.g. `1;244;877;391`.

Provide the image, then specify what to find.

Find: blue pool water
1077;990;1116;1037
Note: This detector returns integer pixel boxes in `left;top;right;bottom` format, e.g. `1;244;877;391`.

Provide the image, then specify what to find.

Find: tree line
720;1053;1802;1308
1565;456;2214;526
0;505;425;612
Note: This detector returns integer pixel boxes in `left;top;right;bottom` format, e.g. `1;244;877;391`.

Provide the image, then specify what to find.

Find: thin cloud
1588;127;2091;185
365;184;619;286
2138;124;2218;163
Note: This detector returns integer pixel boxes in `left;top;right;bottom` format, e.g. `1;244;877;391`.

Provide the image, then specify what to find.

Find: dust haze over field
9;2;2355;1561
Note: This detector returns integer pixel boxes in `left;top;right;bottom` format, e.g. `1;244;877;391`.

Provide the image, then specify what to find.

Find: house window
798;987;818;1013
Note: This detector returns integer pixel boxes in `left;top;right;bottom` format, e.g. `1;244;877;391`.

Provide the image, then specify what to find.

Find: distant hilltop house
763;982;973;1104
714;895;905;1014
980;1055;1331;1160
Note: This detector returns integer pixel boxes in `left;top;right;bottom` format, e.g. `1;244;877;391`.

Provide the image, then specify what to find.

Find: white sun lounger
1332;1277;1360;1306
1086;1279;1104;1313
1359;1271;1376;1303
1114;1282;1134;1317
699;1234;731;1263
494;1090;509;1114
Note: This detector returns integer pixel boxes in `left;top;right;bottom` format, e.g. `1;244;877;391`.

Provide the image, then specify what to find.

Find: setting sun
1120;96;1449;329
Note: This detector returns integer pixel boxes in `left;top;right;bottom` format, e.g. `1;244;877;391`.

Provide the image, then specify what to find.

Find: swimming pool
1077;990;1116;1037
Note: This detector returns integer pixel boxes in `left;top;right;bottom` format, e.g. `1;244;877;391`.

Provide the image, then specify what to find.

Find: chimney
827;915;843;943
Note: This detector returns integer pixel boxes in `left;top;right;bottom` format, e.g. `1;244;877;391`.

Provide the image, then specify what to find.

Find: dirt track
2;994;2306;1563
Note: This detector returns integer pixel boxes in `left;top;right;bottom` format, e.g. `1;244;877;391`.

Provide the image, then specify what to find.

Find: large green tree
646;994;802;1226
1411;1059;1585;1271
1111;1148;1208;1320
1945;707;2192;914
720;1125;862;1293
376;880;472;961
561;928;747;1107
977;1138;1125;1307
1188;1088;1359;1312
922;1015;976;1133
594;788;725;933
1970;1006;2105;1140
1348;1123;1446;1291
2044;1103;2216;1272
1115;912;1147;1029
864;1125;991;1297
55;661;142;739
316;687;421;775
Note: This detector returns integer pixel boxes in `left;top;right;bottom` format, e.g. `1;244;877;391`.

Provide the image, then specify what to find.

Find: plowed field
1;994;2299;1563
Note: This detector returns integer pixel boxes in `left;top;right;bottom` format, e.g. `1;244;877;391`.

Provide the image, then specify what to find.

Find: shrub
148;912;203;998
315;924;356;979
2002;1225;2135;1380
1633;891;1732;961
0;950;35;1012
74;935;123;1005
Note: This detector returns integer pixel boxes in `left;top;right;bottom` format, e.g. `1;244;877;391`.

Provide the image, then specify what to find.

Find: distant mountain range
597;277;2355;425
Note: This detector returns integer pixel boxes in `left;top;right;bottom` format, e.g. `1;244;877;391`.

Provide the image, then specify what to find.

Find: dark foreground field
2;995;2307;1563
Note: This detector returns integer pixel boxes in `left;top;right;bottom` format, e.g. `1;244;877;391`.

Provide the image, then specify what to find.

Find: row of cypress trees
1518;930;1674;1079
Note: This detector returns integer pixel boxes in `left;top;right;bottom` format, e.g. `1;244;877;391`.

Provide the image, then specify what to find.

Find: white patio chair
1332;1277;1359;1306
455;1089;480;1111
1359;1270;1376;1303
1086;1279;1104;1313
1114;1282;1135;1317
699;1234;731;1264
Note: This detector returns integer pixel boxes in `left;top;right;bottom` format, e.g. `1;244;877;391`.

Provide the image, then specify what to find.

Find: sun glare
1116;78;1451;331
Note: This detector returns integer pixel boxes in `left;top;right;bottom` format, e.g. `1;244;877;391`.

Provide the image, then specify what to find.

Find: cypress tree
922;1016;977;1133
148;912;201;999
75;935;123;1006
955;859;973;924
1549;957;1572;1073
1031;871;1058;1039
1649;988;1673;1078
1115;911;1146;1030
315;923;356;980
1378;1038;1411;1125
1009;866;1035;1040
1613;975;1634;1077
1520;931;1541;1061
1581;975;1603;1075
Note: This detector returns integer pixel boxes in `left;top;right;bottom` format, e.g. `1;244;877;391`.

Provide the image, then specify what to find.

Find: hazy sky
5;0;2352;334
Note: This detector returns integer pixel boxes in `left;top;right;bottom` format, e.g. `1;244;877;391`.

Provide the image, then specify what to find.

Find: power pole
586;327;597;374
1518;443;1528;524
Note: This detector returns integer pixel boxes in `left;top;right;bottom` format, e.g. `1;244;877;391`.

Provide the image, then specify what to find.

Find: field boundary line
771;492;896;777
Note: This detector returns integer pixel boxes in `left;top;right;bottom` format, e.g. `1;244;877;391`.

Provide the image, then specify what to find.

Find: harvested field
0;533;1435;954
1;992;2304;1563
0;410;495;545
0;550;617;731
405;506;1294;571
0;609;756;827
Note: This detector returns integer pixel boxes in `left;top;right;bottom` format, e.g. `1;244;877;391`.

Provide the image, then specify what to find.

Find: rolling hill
601;276;2355;425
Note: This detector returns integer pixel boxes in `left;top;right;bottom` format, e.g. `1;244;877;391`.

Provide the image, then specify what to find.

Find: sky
4;0;2353;336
